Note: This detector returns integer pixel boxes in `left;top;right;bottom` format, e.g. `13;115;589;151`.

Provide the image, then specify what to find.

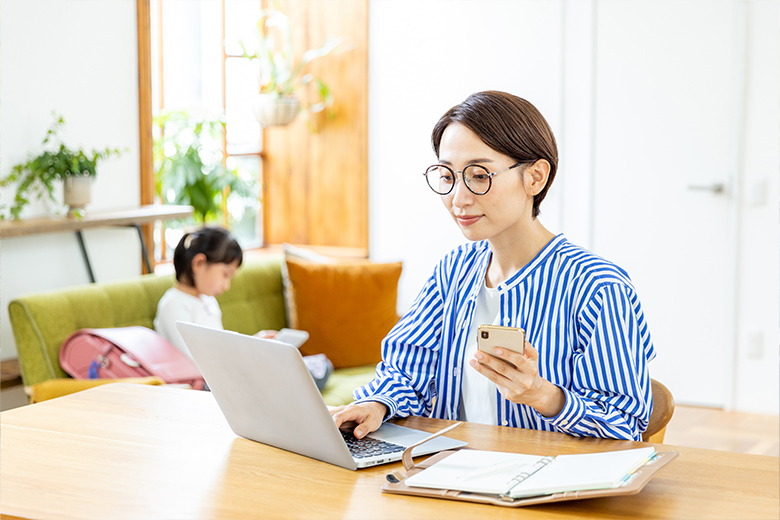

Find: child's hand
254;330;278;339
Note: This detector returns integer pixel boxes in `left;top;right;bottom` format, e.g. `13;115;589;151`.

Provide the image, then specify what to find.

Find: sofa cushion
284;257;402;370
280;243;337;326
217;257;287;335
320;364;379;407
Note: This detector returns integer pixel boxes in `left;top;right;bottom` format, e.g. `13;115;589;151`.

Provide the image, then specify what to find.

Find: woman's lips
455;215;482;226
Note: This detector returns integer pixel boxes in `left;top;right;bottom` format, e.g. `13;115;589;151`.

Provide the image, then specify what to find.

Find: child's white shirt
154;287;223;359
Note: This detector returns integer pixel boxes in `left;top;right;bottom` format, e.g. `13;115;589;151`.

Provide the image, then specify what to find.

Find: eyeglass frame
423;162;528;196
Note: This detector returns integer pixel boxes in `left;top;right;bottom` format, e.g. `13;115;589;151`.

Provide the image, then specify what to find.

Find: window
138;0;369;271
149;0;263;262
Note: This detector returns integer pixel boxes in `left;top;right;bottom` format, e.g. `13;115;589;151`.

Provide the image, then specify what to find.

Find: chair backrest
643;378;675;443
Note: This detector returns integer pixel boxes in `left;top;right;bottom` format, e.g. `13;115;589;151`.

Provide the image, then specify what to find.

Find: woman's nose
450;177;474;207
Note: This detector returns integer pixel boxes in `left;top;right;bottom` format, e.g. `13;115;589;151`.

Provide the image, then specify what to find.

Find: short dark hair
173;226;243;286
431;91;558;218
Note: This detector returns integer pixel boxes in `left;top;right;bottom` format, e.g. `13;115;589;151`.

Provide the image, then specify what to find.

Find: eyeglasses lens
463;165;491;195
425;165;454;194
425;165;492;195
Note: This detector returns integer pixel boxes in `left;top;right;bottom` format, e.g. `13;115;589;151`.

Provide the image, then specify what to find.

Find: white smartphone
273;328;310;349
477;324;525;356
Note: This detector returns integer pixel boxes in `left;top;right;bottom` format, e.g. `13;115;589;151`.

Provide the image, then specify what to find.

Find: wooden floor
664;405;779;457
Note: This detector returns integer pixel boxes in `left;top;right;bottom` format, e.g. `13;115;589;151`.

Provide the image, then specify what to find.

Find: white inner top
460;281;500;425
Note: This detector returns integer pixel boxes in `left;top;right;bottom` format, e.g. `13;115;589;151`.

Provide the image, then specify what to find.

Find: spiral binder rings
502;456;555;494
382;446;678;507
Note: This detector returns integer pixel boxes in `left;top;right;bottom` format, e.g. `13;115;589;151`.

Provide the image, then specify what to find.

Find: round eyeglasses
423;162;525;196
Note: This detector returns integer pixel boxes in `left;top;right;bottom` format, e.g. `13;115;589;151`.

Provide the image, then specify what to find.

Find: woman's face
437;123;533;244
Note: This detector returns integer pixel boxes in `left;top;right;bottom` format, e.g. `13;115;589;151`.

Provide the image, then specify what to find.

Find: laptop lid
175;322;466;470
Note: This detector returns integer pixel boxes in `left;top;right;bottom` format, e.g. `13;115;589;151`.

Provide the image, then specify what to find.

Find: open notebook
384;446;678;506
403;447;655;499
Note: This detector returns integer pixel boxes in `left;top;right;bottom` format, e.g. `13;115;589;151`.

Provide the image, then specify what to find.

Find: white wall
0;0;142;360
368;0;779;414
368;0;565;302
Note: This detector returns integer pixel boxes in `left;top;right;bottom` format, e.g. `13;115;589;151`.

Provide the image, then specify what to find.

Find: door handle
687;183;725;194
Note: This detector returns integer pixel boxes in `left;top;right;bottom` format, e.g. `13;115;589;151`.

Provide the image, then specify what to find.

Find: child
154;226;332;390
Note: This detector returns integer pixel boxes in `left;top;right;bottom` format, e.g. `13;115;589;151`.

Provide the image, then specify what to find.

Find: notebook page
404;450;550;495
508;447;656;498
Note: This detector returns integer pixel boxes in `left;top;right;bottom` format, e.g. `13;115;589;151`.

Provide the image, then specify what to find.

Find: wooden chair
643;378;675;443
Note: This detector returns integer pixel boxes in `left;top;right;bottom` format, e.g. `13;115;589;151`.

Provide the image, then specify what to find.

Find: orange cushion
284;257;402;369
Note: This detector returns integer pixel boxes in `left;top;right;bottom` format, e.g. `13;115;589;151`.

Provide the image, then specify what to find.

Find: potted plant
153;109;257;225
0;113;123;219
241;2;351;129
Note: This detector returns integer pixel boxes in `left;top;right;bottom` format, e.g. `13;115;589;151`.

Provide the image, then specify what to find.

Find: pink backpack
59;326;206;390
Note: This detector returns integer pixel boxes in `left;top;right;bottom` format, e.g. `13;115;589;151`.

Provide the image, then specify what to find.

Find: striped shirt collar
479;233;568;292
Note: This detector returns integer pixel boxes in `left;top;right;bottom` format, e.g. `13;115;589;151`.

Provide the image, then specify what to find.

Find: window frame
137;0;266;270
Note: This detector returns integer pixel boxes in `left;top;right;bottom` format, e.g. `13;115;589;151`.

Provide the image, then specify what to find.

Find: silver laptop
176;322;467;470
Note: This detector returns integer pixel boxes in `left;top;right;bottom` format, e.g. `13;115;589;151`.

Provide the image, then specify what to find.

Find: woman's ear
525;159;551;196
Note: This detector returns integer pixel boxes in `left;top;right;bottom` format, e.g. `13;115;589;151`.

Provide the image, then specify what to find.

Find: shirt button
560;420;568;426
502;420;508;426
453;367;460;378
503;317;510;325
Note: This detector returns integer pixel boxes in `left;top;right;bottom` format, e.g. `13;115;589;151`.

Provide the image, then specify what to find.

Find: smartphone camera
481;330;489;339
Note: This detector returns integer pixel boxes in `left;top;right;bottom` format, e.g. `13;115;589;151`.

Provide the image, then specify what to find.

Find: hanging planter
241;6;352;131
253;94;300;127
63;175;93;217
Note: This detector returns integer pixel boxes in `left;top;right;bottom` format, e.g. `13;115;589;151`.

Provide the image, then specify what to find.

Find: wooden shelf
0;204;193;238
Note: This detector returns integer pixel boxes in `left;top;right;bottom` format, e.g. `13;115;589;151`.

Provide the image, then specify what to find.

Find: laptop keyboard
340;430;406;459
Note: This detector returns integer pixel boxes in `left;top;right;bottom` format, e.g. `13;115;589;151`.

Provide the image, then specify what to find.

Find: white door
591;1;742;407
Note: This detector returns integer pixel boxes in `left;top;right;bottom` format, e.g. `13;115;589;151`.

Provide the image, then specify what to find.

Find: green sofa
8;255;377;406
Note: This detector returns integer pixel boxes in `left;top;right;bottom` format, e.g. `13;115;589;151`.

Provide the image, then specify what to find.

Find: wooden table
1;384;777;520
0;204;193;282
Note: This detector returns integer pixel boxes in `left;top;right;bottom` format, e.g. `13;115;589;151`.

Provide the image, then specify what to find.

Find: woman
332;91;655;441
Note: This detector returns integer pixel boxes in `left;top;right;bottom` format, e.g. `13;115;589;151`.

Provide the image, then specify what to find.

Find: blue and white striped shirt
354;235;656;441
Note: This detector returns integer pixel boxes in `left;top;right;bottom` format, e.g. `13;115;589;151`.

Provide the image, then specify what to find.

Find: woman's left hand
469;340;565;417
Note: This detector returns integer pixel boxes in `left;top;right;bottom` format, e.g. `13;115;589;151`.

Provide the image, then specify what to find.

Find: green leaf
151;108;256;225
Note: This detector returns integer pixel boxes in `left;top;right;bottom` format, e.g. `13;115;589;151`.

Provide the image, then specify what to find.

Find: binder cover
382;448;678;507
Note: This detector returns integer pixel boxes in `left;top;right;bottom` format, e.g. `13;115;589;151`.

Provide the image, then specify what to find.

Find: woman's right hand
330;401;388;439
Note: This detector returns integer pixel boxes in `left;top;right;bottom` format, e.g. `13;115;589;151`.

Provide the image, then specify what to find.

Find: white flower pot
253;94;300;127
63;176;92;217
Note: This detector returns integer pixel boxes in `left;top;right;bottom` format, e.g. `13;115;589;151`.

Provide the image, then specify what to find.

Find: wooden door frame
137;0;155;273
